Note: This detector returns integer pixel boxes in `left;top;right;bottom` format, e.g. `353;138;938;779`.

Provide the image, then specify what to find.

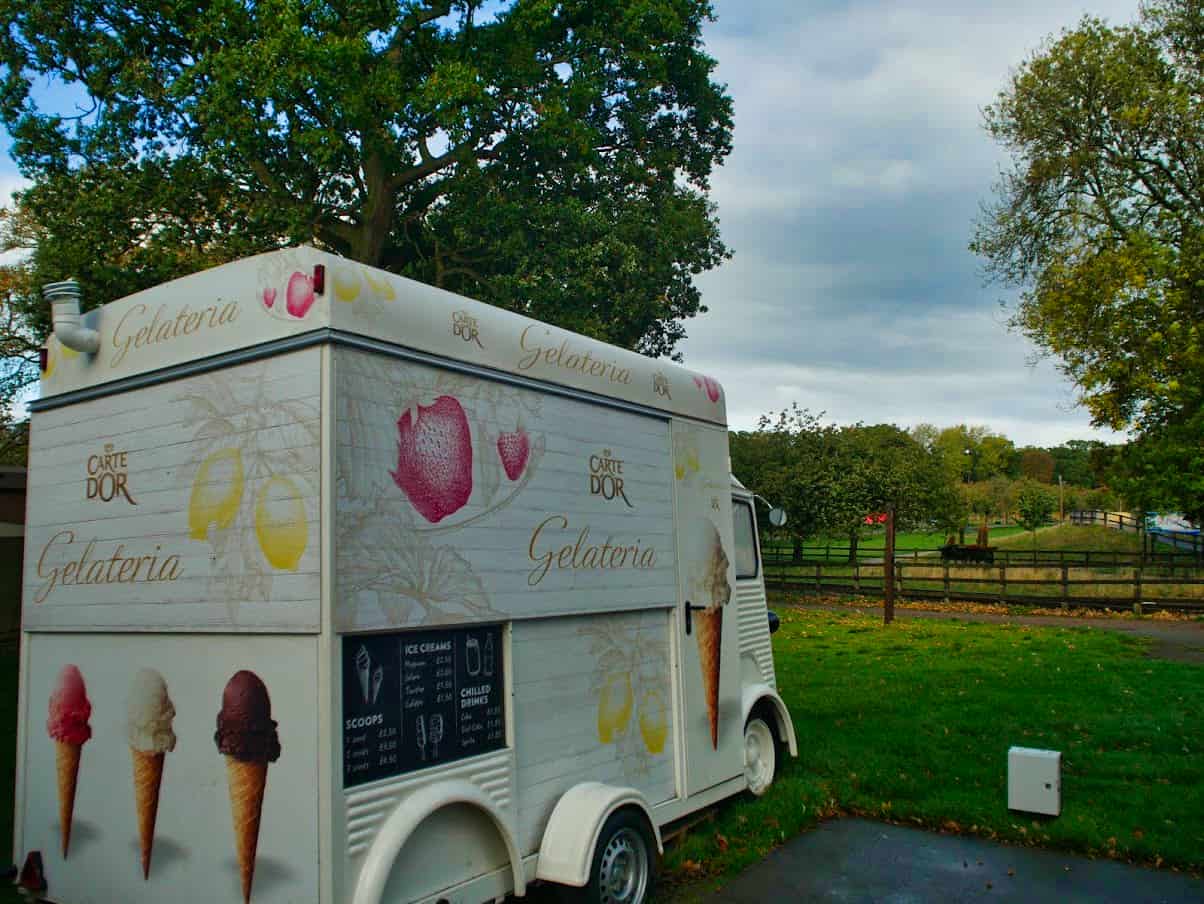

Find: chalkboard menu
342;625;505;788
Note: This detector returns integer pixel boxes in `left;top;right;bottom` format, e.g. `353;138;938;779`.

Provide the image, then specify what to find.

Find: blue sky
0;0;1142;446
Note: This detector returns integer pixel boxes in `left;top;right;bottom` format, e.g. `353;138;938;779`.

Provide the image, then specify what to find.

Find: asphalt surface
708;818;1204;903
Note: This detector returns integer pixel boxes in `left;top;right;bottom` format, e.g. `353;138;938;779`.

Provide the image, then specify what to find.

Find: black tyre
561;808;657;904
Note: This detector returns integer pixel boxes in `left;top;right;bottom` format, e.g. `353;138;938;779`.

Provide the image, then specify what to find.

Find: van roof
37;246;727;425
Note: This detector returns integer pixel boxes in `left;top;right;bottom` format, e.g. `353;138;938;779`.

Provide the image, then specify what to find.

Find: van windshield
732;499;758;579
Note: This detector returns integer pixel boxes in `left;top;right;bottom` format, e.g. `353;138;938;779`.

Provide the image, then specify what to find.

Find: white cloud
681;0;1143;448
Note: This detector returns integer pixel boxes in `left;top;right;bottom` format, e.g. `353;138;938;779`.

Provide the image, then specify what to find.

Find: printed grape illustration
638;688;668;754
254;476;308;570
332;266;362;303
596;672;633;744
189;448;245;539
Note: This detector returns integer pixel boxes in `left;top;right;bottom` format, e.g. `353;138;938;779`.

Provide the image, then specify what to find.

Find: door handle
683;601;707;635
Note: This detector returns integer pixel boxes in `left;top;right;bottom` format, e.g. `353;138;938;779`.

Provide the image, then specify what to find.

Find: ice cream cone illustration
355;646;371;704
47;665;92;858
215;671;281;904
127;669;176;879
371;664;384;705
685;518;731;750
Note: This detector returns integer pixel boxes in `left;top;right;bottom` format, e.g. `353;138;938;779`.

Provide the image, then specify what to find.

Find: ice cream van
14;247;797;904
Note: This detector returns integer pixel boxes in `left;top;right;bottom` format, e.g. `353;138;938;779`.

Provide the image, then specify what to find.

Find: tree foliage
0;0;732;358
730;406;959;550
973;0;1203;520
1015;480;1057;546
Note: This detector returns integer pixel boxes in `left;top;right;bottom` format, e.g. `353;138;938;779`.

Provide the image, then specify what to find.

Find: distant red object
864;512;888;525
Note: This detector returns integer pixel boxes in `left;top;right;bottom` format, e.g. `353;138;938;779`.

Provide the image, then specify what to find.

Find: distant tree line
730;410;1128;554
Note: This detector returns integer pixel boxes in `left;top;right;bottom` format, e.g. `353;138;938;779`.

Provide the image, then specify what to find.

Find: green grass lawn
994;524;1146;553
766;525;1030;557
660;609;1203;900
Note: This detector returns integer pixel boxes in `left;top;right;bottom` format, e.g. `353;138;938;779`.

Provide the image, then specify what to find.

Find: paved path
708;818;1204;903
787;603;1204;664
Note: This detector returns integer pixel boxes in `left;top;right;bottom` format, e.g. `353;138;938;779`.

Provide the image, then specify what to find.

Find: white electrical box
1008;747;1061;816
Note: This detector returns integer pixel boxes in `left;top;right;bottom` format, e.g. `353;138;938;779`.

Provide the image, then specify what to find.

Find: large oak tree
972;0;1203;520
0;0;732;353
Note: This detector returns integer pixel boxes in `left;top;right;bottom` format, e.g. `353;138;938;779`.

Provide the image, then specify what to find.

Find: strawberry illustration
390;396;473;523
262;287;277;309
286;272;315;318
693;375;721;403
496;428;530;481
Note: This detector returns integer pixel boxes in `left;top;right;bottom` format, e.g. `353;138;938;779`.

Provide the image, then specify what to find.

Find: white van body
17;247;795;904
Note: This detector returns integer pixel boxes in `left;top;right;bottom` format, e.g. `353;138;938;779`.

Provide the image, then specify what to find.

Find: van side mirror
768;507;787;528
767;610;780;634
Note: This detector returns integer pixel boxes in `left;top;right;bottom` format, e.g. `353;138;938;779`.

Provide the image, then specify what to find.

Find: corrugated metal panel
344;749;514;857
735;582;775;688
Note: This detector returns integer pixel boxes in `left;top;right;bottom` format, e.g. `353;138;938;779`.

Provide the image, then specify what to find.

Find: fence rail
1071;509;1202;555
763;559;1204;613
764;546;1203;568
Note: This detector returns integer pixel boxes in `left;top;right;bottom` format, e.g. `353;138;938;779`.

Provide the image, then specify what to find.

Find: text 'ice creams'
47;664;91;858
127;669;176;878
215;670;281;904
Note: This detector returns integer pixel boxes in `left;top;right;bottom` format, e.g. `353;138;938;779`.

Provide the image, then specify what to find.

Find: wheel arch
742;684;798;757
351;778;525;904
535;782;661;888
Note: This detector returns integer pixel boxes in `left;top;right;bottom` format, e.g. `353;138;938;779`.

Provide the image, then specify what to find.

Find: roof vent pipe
44;279;100;355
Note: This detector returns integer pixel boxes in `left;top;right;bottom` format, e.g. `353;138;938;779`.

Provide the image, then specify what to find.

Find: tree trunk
792;535;803;564
847;530;859;563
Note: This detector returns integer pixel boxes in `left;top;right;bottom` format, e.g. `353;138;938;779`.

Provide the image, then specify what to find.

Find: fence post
1134;564;1143;608
999;562;1007;604
1061;564;1069;610
814;562;821;594
943;563;950;603
854;561;861;594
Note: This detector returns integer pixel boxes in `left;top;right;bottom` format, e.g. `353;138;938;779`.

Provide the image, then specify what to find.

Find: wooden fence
763;558;1204;613
764;546;1203;569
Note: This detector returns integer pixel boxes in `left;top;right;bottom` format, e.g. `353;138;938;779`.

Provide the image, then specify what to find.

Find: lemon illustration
332;266;361;303
596;672;634;744
188;448;244;539
674;450;699;481
364;271;396;301
638;688;668;754
254;476;308;570
42;338;80;380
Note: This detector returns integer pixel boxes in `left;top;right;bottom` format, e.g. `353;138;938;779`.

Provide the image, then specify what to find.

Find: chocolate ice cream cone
131;748;165;878
225;756;268;904
694;607;723;749
55;740;81;857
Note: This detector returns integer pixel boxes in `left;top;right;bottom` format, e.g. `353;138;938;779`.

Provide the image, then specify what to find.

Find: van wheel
563;809;656;904
744;715;778;796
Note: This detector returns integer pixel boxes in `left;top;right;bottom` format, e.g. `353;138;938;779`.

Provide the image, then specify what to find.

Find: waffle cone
55;740;82;858
694;607;723;749
225;756;268;904
131;749;165;879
